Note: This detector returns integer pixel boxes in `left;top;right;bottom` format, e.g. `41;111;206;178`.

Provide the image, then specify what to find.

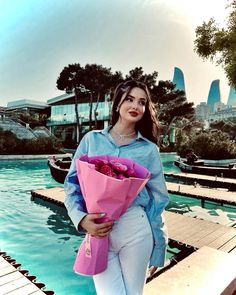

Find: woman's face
118;87;147;124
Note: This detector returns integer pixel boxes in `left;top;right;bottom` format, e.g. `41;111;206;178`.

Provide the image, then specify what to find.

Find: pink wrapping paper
73;154;150;276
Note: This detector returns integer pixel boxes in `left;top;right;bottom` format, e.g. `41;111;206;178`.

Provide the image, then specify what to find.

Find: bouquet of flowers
73;154;150;276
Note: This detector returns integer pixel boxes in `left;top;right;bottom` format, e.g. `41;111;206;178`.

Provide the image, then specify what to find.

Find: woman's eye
126;97;133;102
140;101;146;106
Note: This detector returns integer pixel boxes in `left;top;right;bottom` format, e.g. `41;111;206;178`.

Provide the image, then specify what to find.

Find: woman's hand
80;213;113;237
148;266;158;278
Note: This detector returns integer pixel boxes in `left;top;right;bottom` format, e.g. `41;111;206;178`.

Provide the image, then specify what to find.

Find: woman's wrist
78;215;88;231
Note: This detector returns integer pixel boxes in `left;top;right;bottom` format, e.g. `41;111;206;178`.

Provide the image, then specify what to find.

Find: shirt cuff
68;205;87;233
150;244;167;267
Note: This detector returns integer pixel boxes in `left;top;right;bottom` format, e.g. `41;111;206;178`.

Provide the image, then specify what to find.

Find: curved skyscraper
172;67;186;94
207;79;221;112
227;85;236;106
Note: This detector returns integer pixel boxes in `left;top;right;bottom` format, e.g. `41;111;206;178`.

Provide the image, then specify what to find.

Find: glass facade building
172;67;186;94
46;93;111;147
227;85;236;106
207;79;221;112
48;101;110;126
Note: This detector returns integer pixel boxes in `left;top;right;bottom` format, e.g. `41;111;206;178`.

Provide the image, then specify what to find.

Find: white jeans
93;206;153;295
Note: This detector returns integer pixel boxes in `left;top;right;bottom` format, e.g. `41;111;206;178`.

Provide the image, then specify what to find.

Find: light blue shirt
64;126;169;267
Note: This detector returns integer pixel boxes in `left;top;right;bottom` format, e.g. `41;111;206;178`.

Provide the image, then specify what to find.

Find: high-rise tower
172;67;186;94
227;85;236;106
207;79;221;112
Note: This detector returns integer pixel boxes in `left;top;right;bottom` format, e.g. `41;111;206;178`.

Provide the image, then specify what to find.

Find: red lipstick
129;111;138;117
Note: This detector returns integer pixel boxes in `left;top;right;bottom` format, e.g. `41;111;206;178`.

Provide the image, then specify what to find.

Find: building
46;92;111;148
172;67;186;95
195;102;210;121
7;99;49;110
0;100;50;139
207;80;221;112
209;105;236;122
227;85;236;106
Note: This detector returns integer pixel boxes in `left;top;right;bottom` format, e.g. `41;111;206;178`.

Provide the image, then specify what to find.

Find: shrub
176;129;236;159
0;127;63;154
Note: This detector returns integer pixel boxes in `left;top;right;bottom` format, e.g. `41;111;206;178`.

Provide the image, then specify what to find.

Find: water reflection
33;197;80;237
166;201;192;214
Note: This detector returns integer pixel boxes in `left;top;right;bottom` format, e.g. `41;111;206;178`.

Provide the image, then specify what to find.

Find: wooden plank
171;219;210;242
165;172;236;185
207;230;236;250
0;256;6;262
192;226;227;248
0;260;10;270
144;246;236;295
163;212;181;227
5;282;40;295
164;211;236;253
32;187;65;204
32;188;236;254
0;271;22;286
166;182;236;206
0;265;17;277
184;223;221;247
167;219;202;241
32;290;50;295
218;235;236;252
229;246;236;254
0;276;32;294
0;255;53;294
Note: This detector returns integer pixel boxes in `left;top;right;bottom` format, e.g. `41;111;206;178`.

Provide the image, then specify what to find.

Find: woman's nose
131;101;138;109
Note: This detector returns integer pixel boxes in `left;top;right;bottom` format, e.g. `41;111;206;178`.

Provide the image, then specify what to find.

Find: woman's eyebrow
127;94;147;101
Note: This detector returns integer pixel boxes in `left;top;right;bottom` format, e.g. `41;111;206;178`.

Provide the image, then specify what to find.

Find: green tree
210;120;236;140
57;63;123;134
194;0;236;88
152;80;195;125
125;66;158;89
82;64;123;129
126;67;195;125
56;63;85;143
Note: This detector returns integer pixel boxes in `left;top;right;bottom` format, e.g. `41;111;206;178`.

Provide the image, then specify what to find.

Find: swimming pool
0;154;235;294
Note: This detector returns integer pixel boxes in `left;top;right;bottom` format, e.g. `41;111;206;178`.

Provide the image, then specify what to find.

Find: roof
47;93;75;105
7;99;49;109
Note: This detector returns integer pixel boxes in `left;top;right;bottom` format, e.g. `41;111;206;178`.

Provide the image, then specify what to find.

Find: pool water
0;154;235;295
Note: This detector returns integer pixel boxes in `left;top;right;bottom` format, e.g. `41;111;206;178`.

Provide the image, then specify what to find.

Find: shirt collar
100;126;148;142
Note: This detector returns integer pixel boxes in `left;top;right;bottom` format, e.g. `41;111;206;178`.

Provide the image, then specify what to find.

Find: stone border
0;153;72;160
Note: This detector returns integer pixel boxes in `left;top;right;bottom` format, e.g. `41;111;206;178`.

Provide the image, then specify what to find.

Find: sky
0;0;231;107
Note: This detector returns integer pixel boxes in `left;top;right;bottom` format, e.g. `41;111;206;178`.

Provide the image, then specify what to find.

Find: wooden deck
144;246;236;295
166;182;236;207
31;187;236;254
0;254;53;295
165;172;236;191
165;211;236;253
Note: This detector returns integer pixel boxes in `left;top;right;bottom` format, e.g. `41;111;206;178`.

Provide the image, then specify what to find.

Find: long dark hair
110;80;160;144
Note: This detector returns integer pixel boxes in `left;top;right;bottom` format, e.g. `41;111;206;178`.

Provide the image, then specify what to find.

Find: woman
64;80;169;295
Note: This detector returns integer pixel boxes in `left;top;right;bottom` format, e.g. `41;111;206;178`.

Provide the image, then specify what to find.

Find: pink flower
88;157;137;179
100;164;113;176
90;159;109;170
117;173;127;180
110;161;128;173
126;168;136;177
